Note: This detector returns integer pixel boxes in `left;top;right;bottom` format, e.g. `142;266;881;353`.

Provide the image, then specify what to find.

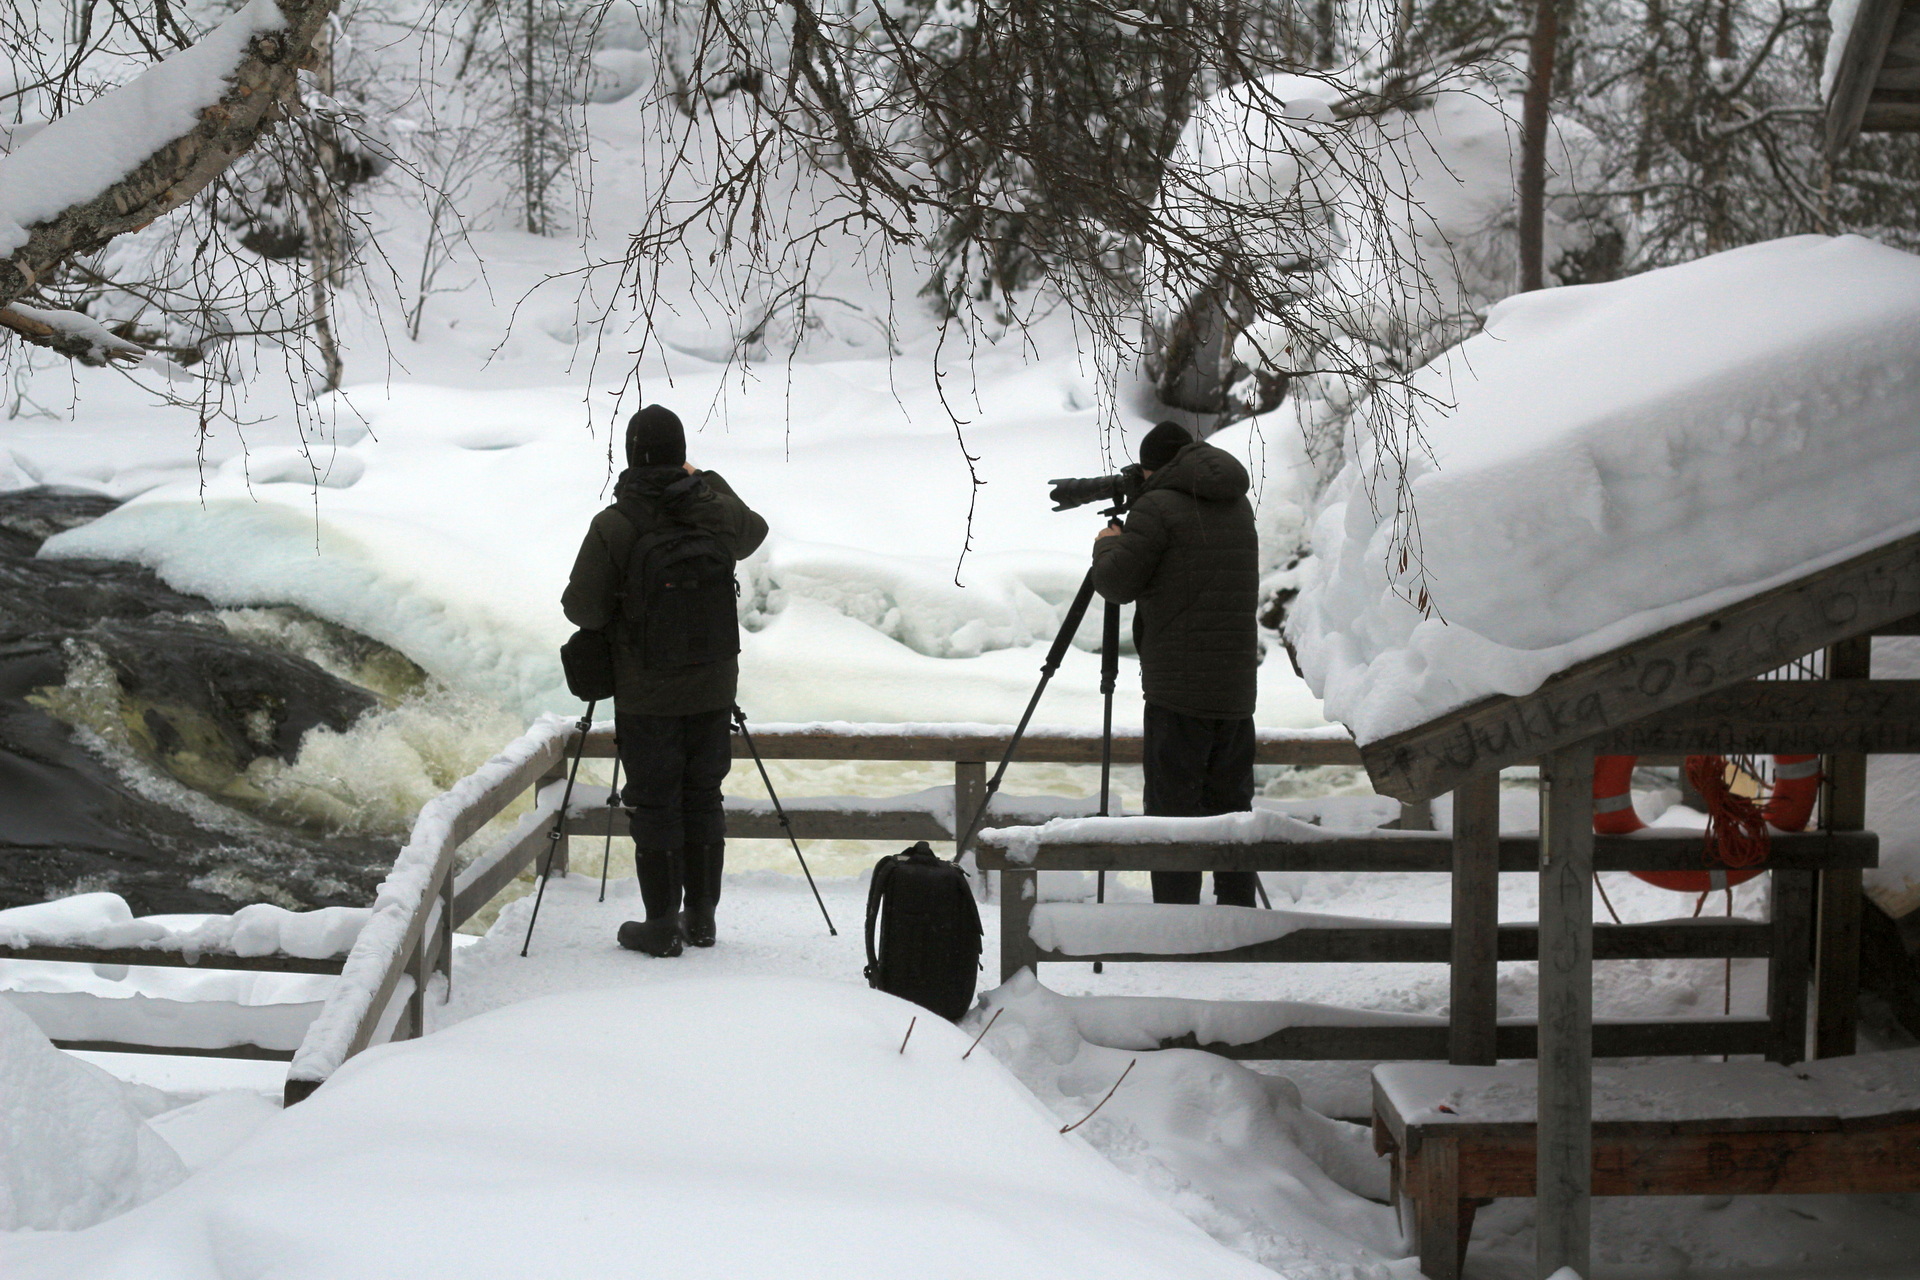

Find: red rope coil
1684;755;1771;870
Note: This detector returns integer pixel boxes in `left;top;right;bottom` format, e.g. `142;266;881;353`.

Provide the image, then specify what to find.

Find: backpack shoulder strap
863;855;897;986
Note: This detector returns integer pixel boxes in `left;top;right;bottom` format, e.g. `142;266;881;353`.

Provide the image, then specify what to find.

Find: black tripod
954;490;1130;860
951;509;1270;922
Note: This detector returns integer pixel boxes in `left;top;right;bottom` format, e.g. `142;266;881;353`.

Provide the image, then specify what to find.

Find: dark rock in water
0;488;399;914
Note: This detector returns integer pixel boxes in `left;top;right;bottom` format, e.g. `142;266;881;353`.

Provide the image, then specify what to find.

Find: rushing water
0;489;522;913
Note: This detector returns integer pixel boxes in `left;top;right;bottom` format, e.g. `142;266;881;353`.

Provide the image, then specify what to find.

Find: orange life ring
1591;753;1820;893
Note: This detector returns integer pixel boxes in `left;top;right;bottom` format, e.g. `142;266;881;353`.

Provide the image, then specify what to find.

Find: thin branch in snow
961;1007;1003;1060
898;1016;917;1054
1061;1058;1136;1134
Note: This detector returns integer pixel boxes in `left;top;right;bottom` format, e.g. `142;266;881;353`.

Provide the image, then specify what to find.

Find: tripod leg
522;703;596;958
734;706;837;936
599;746;622;904
956;567;1101;857
1095;599;1121;974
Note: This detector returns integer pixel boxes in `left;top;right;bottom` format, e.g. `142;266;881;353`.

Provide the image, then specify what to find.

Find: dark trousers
1143;703;1258;907
616;709;731;919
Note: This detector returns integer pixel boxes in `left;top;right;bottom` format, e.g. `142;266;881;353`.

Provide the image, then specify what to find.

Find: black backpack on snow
864;841;983;1021
617;505;741;671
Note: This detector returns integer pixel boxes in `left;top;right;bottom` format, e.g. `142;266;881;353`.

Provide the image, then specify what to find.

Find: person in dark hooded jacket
1091;421;1260;907
562;405;768;956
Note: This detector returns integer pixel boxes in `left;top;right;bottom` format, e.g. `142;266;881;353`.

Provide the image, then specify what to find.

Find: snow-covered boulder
0;1000;185;1231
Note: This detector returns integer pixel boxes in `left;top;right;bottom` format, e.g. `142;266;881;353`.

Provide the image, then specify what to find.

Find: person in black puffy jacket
1091;421;1261;907
563;405;767;956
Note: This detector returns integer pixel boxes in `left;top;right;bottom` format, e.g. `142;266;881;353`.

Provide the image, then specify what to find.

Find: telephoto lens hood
1047;465;1144;512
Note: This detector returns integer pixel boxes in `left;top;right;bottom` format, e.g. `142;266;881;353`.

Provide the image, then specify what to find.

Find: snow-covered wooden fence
976;814;1876;1065
0;903;366;1059
282;716;1361;1104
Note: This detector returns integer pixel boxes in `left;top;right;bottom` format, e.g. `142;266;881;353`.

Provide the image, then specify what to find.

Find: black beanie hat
1139;421;1193;471
626;404;685;468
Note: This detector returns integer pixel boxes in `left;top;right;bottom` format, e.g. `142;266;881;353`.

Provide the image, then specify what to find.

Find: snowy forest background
5;0;1918;427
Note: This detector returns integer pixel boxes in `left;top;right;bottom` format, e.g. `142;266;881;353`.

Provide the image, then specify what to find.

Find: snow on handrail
288;714;574;1088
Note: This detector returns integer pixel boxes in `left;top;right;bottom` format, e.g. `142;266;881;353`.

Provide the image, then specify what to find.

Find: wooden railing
282;716;1359;1104
0;943;346;1060
975;823;1878;1066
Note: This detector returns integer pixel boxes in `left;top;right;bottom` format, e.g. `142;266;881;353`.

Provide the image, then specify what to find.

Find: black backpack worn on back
618;497;741;671
864;841;983;1021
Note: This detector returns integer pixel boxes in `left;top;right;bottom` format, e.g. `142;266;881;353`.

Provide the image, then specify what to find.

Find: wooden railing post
1814;636;1869;1058
1450;774;1500;1065
1536;745;1594;1280
406;936;427;1039
1768;870;1815;1065
539;758;571;878
1001;867;1038;982
437;864;455;993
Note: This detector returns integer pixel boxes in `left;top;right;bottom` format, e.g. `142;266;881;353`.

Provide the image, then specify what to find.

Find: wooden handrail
574;723;1362;765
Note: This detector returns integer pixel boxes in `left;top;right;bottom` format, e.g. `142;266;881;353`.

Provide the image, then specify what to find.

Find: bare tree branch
0;0;338;315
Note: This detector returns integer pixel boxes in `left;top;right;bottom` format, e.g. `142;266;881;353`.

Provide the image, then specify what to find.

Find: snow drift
3;977;1280;1280
0;1001;185;1231
976;973;1415;1278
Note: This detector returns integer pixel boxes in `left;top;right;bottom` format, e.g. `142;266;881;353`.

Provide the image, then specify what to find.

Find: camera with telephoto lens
1048;464;1145;512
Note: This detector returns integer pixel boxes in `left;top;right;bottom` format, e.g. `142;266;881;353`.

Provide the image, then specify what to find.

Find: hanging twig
1060;1059;1136;1134
899;1016;917;1054
961;1007;1003;1060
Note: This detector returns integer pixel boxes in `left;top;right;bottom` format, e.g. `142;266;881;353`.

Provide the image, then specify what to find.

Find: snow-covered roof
1289;235;1920;763
1823;0;1918;156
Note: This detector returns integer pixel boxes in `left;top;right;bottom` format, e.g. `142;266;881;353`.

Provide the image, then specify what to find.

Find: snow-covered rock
0;894;368;960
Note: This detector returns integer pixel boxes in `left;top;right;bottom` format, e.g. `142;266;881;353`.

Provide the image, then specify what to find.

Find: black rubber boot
621;847;684;957
679;841;724;947
617;918;683;957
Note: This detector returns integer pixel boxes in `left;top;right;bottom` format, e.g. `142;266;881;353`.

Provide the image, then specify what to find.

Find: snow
0;0;285;256
975;976;1417;1278
1824;0;1867;100
143;1091;281;1174
35;374;1329;729
0;894;368;960
1028;902;1429;957
143;851;1898;1279
985;809;1364;865
1290;235;1920;745
997;972;1446;1052
1375;1047;1920;1125
2;978;1284;1280
0;1000;184;1231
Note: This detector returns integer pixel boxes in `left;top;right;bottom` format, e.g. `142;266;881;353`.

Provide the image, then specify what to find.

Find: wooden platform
1370;1053;1920;1280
